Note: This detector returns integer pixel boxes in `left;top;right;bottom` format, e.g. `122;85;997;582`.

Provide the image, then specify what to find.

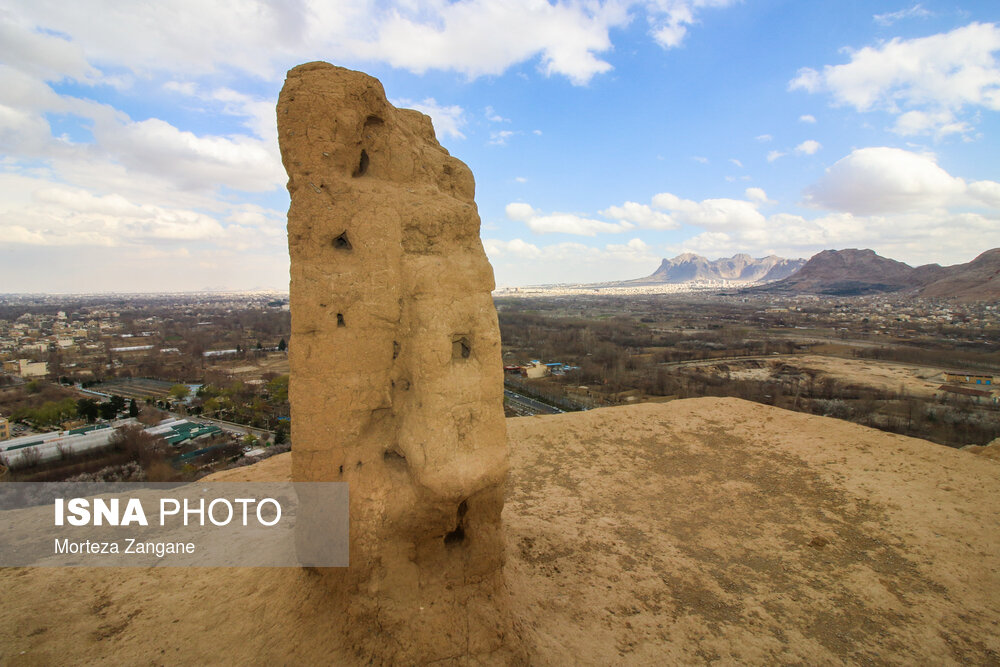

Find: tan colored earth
695;354;950;399
2;397;999;665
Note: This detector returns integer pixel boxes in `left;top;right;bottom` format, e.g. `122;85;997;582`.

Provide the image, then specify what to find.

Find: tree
128;398;139;418
99;402;117;420
169;384;190;400
273;421;287;445
109;394;126;413
267;375;289;404
77;398;99;423
277;338;287;352
111;424;169;467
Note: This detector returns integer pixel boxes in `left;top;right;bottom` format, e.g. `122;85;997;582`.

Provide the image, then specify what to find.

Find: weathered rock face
278;62;520;664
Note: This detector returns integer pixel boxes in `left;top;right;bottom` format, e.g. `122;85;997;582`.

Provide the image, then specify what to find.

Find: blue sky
1;1;999;291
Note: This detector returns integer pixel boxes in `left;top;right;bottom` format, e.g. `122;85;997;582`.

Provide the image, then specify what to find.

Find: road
504;389;563;416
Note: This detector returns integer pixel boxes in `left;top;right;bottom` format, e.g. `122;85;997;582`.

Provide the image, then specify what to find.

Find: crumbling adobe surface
277;62;521;664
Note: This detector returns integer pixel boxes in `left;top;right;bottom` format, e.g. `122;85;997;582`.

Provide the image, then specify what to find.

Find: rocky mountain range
760;248;1000;299
633;253;806;285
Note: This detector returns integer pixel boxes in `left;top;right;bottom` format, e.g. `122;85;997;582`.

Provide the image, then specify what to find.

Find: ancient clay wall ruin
278;62;521;664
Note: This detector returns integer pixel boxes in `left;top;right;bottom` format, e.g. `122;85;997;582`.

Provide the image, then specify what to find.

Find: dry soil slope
2;397;998;665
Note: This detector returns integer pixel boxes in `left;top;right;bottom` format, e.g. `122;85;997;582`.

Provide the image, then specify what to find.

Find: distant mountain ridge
634;253;806;285
760;248;1000;299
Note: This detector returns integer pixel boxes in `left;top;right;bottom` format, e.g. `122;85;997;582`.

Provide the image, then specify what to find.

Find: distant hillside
635;253;805;285
918;248;1000;300
760;248;1000;299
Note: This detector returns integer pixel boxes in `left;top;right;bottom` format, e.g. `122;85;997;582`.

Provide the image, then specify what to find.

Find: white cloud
483;238;543;259
5;1;742;88
756;134;773;142
393;97;466;139
600;201;678;229
893;110;971;138
799;114;816;123
729;158;743;168
0;16;101;84
646;0;739;50
163;80;197;96
489;129;516;145
505;202;632;236
804;146;976;214
95;116;284;193
795;139;821;155
789;22;1000;136
767;150;786;162
745;187;771;205
485;106;509;123
874;4;932;27
969;180;1000;208
514;176;528;183
651;191;767;230
692;156;709;164
485;236;660;284
0;176;275;248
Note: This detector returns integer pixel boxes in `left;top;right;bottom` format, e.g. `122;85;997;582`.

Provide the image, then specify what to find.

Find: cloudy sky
1;1;999;292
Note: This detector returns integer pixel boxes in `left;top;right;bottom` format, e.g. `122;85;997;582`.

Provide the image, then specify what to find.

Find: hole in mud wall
363;115;384;130
452;336;470;360
392;341;400;359
337;313;346;327
444;500;468;547
352;149;369;177
333;232;352;250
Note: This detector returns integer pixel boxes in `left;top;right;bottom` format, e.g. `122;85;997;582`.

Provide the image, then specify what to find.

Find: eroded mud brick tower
278;62;521;664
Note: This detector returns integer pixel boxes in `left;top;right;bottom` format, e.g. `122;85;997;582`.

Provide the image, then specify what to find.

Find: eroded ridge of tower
278;62;521;664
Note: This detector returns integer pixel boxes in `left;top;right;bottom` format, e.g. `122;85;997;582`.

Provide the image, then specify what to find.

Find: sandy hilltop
2;397;999;665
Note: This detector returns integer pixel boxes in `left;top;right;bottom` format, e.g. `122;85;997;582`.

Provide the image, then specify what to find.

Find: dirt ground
206;353;289;381
1;397;998;665
700;354;950;398
783;354;948;397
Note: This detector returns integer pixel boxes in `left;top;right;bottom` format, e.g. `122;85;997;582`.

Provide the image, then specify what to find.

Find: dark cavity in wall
452;336;470;360
333;232;352;250
352;150;369;177
444;499;468;546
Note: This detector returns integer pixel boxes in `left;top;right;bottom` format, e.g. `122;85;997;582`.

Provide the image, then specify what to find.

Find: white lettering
93;498;118;526
183;498;205;526
257;498;282;526
208;498;233;526
67;498;90;526
120;499;148;526
160;498;180;525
